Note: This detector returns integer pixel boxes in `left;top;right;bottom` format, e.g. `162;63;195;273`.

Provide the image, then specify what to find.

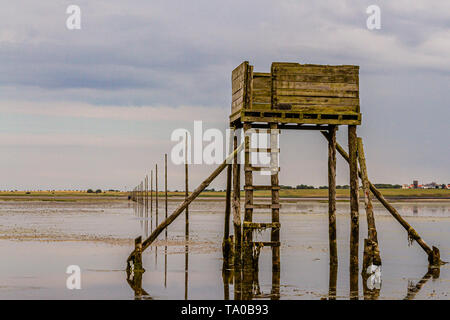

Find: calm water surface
0;199;449;299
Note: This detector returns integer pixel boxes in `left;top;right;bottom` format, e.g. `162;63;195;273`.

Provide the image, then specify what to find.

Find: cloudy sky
0;0;449;190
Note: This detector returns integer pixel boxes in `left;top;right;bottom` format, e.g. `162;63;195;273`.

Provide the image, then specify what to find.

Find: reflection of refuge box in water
230;61;361;127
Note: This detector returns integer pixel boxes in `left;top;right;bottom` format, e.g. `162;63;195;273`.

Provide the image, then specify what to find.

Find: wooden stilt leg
328;125;338;266
348;125;359;267
357;138;381;269
270;123;280;275
348;125;359;298
232;135;242;270
321;131;441;266
243;123;254;271
150;170;153;232
134;236;144;272
222;154;233;266
155;164;158;226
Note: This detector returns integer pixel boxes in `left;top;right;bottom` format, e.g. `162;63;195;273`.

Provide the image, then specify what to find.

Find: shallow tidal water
0;199;449;300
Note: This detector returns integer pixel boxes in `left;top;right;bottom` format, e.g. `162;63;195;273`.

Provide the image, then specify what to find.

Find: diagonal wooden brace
127;141;244;267
321;131;442;266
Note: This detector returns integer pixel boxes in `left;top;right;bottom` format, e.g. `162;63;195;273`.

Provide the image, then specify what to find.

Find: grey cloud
0;0;449;189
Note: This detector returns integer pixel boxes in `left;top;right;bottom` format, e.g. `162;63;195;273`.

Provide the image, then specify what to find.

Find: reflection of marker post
404;266;440;300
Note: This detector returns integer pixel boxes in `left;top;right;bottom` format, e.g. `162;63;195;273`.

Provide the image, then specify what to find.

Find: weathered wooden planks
230;61;361;126
252;73;271;109
271;62;360;114
231;61;250;115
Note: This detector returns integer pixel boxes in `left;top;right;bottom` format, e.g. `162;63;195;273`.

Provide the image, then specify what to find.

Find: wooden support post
243;123;253;270
224;164;232;240
133;236;144;272
165;154;168;240
328;125;338;266
232;135;242;269
145;175;148;237
321;131;441;266
185;132;189;242
184;133;189;299
224;163;232;240
357;138;381;269
348;125;359;271
155;164;158;227
164;155;168;288
270;123;280;273
270;123;281;301
222;138;233;266
150;170;153;232
146;175;148;214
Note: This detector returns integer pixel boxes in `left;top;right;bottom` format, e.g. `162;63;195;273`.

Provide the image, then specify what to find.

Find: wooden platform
230;61;362;128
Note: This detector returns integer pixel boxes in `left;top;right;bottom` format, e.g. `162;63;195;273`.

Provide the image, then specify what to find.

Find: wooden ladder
242;123;281;271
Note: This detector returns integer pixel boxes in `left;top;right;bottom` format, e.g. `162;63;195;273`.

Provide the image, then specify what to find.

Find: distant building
423;182;437;189
402;181;448;189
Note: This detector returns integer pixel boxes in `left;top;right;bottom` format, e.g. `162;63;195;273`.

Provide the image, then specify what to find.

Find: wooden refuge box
230;61;361;127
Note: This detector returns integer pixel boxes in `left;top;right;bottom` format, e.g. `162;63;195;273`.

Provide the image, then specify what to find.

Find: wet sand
0;199;449;299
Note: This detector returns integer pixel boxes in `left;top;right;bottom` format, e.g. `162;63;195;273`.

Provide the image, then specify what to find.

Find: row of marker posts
129;139;190;298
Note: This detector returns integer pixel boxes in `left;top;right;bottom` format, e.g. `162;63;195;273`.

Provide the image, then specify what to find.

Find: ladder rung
244;185;280;191
252;241;280;247
243;222;281;229
244;166;280;172
245;203;281;209
246;129;280;134
246;148;280;153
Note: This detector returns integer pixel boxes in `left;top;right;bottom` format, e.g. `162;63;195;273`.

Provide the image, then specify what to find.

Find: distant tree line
373;184;402;189
87;189;102;193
